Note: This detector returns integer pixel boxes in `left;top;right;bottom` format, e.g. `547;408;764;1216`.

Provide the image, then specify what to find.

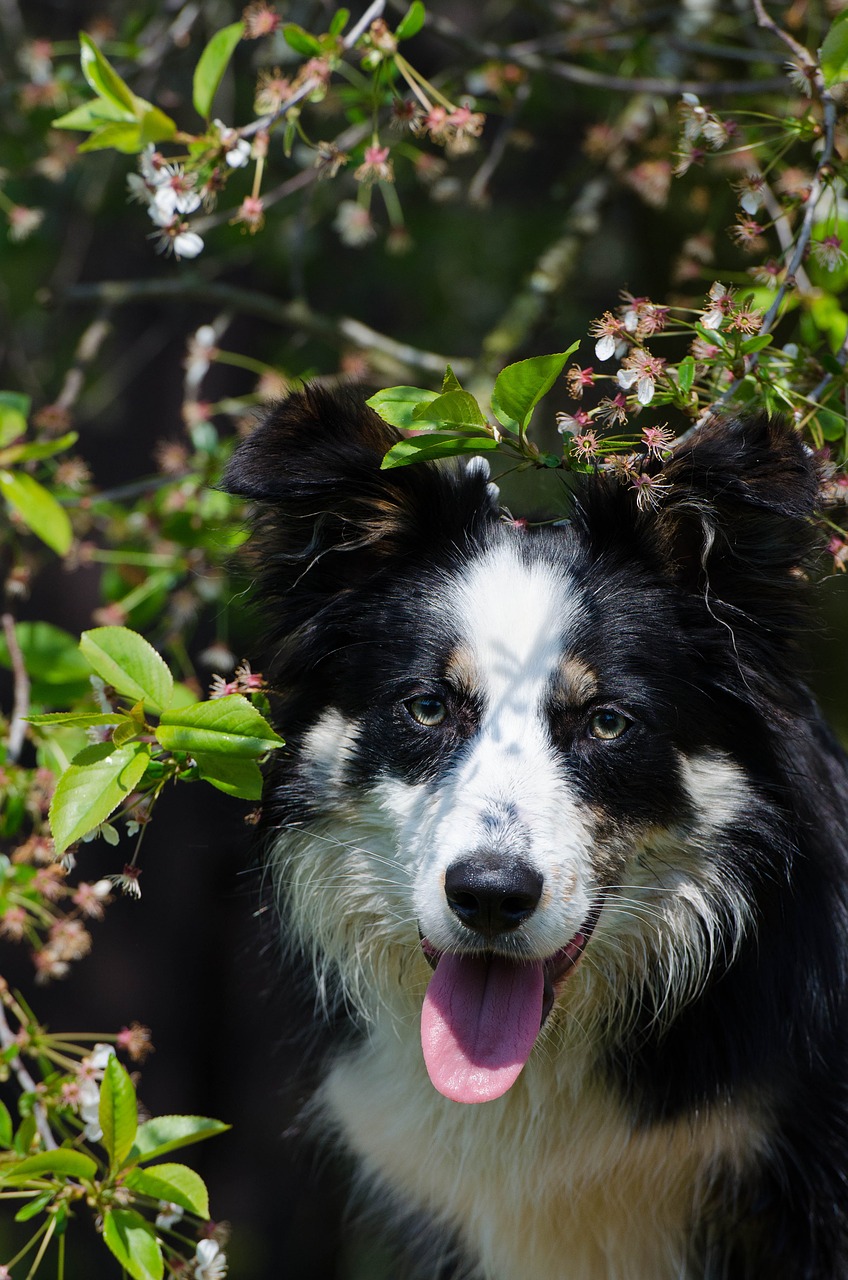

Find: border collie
225;389;848;1279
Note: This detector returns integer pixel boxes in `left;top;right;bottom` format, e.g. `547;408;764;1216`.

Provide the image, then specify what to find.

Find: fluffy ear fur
223;384;499;637
577;411;820;691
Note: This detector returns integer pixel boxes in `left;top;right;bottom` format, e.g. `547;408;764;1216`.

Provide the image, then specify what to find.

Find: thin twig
0;1001;57;1151
2;611;30;764
751;0;814;66
63;278;471;379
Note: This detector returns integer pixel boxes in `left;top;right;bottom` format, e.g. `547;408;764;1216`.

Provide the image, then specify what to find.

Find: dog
224;387;848;1279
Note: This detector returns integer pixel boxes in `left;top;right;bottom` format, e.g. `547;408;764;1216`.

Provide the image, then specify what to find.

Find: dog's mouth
419;900;603;1106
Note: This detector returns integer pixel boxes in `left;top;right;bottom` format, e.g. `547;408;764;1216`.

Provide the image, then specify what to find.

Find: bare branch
62;278;471;380
2;611;30;764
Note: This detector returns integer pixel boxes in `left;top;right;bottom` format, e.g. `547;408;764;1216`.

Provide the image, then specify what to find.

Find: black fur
226;391;848;1279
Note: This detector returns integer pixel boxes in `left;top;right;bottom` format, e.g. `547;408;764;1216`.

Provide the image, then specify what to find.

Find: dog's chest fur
322;1024;769;1280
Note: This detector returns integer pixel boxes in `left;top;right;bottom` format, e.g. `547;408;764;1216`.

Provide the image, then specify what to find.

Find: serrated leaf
79;33;137;112
411;389;488;429
192;752;264;799
821;11;848;87
131;1115;230;1164
396;0;426;40
125;1163;210;1218
49;740;151;855
193;22;244;120
80;627;174;713
0;470;73;555
491;346;580;430
100;1056;139;1173
441;365;463;393
283;22;322;55
366;385;438;429
1;1149;98;1182
103;1208;164;1280
156;694;283;758
381;434;498;469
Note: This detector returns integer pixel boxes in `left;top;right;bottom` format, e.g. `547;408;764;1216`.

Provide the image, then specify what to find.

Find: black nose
444;856;543;937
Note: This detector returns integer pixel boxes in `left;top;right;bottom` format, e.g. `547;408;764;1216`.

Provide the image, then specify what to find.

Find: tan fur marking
557;655;599;706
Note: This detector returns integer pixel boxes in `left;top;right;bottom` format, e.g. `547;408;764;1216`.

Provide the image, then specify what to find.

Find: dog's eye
588;710;630;741
405;696;448;727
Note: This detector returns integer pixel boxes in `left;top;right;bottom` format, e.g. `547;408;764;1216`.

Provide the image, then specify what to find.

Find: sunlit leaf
103;1209;164;1280
1;1149;98;1182
99;1056;139;1174
367;385;438;429
381;434;498;468
131;1115;231;1164
156;694;283;758
79;33;137;112
124;1163;210;1218
821;11;848;87
396;0;426;40
80;627;174;714
490;346;580;430
49;740;151;855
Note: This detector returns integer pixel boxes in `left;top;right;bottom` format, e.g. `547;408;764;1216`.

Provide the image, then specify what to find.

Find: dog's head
225;388;818;1103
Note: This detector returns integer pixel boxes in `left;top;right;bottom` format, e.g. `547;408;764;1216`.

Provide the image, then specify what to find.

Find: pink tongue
420;953;544;1104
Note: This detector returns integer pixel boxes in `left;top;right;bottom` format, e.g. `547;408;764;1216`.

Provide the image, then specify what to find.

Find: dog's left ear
223;384;499;615
654;411;818;583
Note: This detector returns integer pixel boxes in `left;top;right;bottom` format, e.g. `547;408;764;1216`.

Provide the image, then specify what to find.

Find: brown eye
406;696;447;727
588;710;630;741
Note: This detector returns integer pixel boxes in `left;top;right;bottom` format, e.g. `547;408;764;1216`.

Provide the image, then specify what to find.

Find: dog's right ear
223;383;499;613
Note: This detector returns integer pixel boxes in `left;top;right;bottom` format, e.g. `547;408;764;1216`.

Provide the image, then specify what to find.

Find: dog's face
225;389;818;1104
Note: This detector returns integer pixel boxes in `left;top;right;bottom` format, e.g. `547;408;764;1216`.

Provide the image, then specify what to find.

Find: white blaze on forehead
448;541;579;717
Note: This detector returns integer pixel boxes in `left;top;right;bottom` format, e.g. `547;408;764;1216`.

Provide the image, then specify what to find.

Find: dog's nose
444;856;543;937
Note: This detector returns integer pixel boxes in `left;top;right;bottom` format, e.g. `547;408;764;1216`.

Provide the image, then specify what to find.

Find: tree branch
2;611;30;765
62;278;471;380
0;999;57;1151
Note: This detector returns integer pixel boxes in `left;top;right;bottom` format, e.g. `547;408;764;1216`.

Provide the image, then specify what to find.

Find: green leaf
124;1163;210;1218
0;470;73;555
0;406;27;448
396;0;426;40
77;121;146;153
411;389;488;429
283;22;322;55
0;1100;12;1148
740;334;774;355
816;405;846;441
49;740;151;855
3;431;79;465
676;355;696;395
0;391;31;417
491;346;580;430
191;753;264;799
80;627;174;714
441;365;463;393
193;22;244;120
103;1208;164;1280
51;97;134;131
26;711;129;727
156;694;284;759
100;1057;139;1173
366;385;438;429
131;1115;230;1164
381;434;499;469
136;104;178;146
1;1149;98;1182
329;8;350;37
15;1191;53;1221
821;10;848;87
79;33;137;113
